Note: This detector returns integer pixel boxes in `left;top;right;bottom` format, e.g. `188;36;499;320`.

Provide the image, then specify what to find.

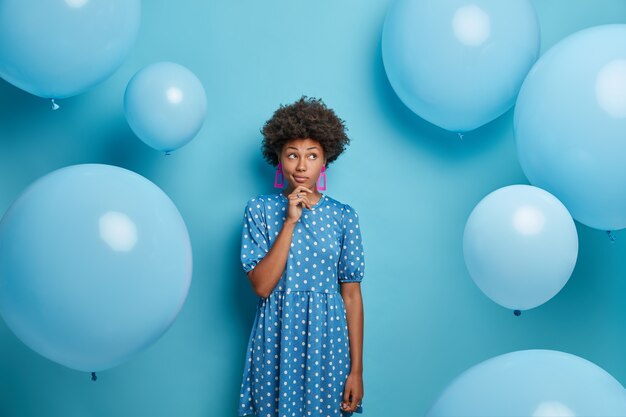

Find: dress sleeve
240;197;269;273
338;204;365;283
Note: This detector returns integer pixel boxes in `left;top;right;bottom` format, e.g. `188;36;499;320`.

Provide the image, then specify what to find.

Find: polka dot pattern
238;192;365;417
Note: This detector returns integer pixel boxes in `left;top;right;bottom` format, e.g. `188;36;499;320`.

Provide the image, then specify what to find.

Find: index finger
342;389;351;405
349;395;361;411
294;186;313;193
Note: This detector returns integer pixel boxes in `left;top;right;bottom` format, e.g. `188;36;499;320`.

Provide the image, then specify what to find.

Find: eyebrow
286;146;319;150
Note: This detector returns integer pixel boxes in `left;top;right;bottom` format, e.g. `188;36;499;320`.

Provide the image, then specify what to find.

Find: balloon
0;164;192;372
463;185;578;311
382;0;540;132
515;25;626;231
427;350;626;417
0;0;140;99
124;62;208;153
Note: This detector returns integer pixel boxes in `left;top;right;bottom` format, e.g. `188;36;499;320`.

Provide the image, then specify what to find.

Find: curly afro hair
261;96;350;167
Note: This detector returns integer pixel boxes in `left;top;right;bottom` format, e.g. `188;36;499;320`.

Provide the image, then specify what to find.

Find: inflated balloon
0;164;192;372
515;25;626;231
382;0;540;132
124;62;208;153
427;350;626;417
463;185;578;311
0;0;140;99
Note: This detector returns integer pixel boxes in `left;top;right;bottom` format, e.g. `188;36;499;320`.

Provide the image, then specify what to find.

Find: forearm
342;289;364;374
248;221;296;298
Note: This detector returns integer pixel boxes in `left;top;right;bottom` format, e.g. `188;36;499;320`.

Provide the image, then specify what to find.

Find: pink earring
317;165;327;191
274;163;284;188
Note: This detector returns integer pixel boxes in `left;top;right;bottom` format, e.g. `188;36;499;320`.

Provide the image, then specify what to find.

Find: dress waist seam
266;289;339;296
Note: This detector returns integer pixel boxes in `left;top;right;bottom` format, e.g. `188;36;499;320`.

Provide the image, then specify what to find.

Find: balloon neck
165;151;171;156
91;372;97;381
51;99;60;110
457;132;464;140
606;230;616;242
514;310;521;316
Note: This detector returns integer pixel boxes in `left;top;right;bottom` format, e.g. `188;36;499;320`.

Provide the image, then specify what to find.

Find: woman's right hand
285;186;314;224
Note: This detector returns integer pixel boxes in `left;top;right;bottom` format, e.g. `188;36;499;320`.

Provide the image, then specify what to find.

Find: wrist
349;367;363;376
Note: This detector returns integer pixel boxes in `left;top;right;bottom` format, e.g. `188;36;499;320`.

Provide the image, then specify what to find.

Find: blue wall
1;1;626;416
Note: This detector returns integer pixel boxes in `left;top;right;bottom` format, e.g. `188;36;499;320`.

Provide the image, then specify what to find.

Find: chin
291;179;314;187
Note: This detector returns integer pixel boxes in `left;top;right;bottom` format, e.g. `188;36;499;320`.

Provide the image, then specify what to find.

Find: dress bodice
241;192;364;295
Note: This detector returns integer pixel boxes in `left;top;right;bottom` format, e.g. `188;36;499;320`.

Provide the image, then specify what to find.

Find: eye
308;154;318;159
287;153;297;159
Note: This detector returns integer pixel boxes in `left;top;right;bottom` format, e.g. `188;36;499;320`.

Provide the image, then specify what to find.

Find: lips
294;176;308;182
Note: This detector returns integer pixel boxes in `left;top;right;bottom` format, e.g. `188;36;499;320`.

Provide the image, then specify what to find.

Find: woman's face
279;138;326;192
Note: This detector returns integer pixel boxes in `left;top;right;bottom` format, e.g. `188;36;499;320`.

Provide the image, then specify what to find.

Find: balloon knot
514;310;521;316
457;132;464;140
606;230;616;242
91;372;97;381
165;151;171;156
51;99;60;110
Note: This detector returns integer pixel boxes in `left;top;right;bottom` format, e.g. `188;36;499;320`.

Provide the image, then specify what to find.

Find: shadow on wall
229;145;293;326
227;159;266;413
228;214;261;335
96;120;164;178
0;77;161;173
0;78;42;109
0;80;64;142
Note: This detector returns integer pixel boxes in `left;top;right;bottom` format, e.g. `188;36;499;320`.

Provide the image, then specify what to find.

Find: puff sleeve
240;197;269;273
338;204;365;283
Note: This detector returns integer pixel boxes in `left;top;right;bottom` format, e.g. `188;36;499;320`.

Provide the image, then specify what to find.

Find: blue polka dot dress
238;191;365;417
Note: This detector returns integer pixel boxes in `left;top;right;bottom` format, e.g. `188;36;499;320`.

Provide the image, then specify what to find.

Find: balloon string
606;230;616;242
91;372;97;381
51;99;60;110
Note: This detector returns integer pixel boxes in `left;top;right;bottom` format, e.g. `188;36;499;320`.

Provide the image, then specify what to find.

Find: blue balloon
124;62;208;153
382;0;540;132
0;0;140;99
463;185;578;311
515;25;626;231
427;350;626;417
0;164;192;372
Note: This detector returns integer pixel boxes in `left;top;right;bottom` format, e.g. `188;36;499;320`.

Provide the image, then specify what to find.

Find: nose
296;158;306;171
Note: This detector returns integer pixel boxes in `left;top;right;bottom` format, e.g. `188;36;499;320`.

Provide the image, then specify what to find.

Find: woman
238;96;365;417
